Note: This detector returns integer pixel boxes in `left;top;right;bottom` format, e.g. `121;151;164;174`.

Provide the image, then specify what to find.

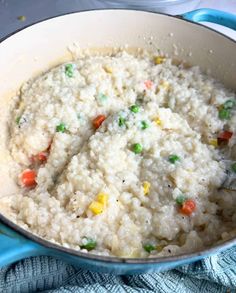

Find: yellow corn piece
156;245;164;252
143;181;151;195
217;104;224;111
104;65;113;74
160;80;170;90
97;193;108;205
154;117;162;126
89;201;104;215
209;139;218;147
154;56;165;65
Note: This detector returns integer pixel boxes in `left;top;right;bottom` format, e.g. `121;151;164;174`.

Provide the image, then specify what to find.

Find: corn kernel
209;139;218;147
160;80;170;90
89;201;104;215
156;245;164;252
97;193;108;205
143;181;151;195
154;117;162;126
154;56;165;65
104;66;113;73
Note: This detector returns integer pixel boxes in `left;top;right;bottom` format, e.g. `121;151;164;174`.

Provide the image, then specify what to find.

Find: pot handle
0;221;48;267
182;8;236;31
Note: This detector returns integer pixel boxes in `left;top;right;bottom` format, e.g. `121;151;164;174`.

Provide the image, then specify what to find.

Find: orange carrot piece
144;80;153;90
21;169;37;187
180;199;196;216
92;115;106;129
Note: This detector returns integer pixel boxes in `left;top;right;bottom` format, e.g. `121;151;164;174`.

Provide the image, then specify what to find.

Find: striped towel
0;246;235;292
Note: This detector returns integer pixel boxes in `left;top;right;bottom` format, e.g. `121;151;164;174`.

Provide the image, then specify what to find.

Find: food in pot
2;50;236;257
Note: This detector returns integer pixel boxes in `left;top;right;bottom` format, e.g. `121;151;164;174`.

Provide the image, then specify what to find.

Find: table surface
0;0;236;40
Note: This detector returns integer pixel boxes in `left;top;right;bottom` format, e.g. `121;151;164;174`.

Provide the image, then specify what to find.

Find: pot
0;8;235;275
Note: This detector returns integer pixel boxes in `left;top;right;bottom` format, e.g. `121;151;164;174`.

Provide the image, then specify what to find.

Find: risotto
2;50;236;257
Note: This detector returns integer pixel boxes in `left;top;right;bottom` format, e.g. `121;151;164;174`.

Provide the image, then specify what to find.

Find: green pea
80;238;97;251
98;93;108;104
176;195;186;205
143;244;156;253
16;116;21;124
231;163;236;173
118;117;126;127
132;143;143;154
56;123;66;133
219;108;230;120
130;104;140;113
141;120;149;130
168;154;180;164
65;64;74;78
223;100;235;109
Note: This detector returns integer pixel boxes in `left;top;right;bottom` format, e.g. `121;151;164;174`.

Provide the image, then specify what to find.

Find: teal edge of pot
0;221;233;274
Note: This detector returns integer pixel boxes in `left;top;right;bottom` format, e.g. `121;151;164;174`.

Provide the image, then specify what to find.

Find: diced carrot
31;151;48;164
218;131;233;140
92;115;106;129
37;152;47;163
21;169;36;187
31;142;52;164
180;199;196;216
217;131;233;145
144;80;153;90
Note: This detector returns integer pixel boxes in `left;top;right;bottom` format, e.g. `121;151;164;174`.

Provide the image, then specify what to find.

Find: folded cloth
0;247;235;293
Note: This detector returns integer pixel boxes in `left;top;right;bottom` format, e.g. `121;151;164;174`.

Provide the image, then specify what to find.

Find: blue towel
0;247;235;292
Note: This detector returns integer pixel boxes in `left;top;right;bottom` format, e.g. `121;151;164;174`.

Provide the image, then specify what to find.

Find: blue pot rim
1;211;236;264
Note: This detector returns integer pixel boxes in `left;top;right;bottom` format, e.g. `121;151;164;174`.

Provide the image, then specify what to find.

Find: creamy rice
2;50;236;257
